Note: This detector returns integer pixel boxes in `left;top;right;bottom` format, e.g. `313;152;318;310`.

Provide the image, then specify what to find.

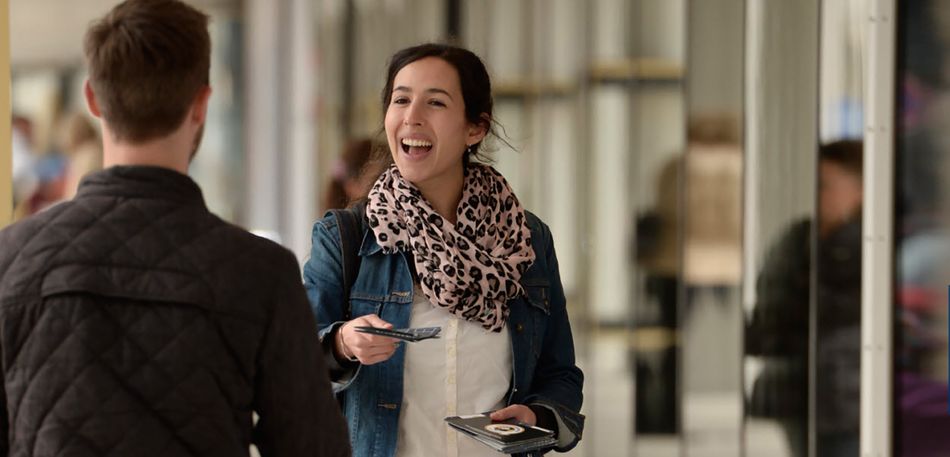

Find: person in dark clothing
746;140;863;457
0;1;350;456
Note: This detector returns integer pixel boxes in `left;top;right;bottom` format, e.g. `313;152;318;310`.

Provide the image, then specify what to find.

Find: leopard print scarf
366;163;535;331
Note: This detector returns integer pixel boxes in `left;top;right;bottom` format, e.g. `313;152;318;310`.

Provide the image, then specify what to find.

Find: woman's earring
466;144;473;155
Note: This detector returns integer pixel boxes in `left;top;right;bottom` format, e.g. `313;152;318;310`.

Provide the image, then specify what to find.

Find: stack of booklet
354;326;441;342
445;413;557;454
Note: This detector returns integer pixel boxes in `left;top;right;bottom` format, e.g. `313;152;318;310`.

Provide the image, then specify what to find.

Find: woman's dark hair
380;43;496;166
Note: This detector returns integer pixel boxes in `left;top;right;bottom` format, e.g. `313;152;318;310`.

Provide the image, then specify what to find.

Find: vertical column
244;0;283;240
0;0;9;228
681;0;744;455
861;0;895;455
285;0;317;260
245;0;317;260
743;1;820;456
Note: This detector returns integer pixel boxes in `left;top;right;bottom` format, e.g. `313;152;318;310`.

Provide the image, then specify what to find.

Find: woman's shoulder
311;204;380;260
312;203;368;240
523;210;545;234
312;212;342;240
524;210;552;246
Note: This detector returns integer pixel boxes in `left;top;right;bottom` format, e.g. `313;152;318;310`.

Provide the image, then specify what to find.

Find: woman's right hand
335;314;400;365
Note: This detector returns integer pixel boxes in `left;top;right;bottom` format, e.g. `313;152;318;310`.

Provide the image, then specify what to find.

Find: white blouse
395;286;513;457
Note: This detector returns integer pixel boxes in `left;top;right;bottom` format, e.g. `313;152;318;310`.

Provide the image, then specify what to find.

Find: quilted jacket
0;166;350;457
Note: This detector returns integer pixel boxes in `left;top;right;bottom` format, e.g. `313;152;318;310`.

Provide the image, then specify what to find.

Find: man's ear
84;80;101;118
190;86;213;125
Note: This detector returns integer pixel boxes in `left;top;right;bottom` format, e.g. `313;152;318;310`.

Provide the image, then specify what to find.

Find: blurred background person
56;111;102;200
813;140;863;457
746;140;863;457
322;137;381;212
23;152;68;213
11;114;38;214
632;115;741;435
12;112;80;217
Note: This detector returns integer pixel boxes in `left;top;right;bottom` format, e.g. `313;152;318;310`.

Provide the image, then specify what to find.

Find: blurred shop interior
6;0;950;456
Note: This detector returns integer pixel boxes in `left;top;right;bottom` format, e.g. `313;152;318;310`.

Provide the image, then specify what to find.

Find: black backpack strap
330;201;366;321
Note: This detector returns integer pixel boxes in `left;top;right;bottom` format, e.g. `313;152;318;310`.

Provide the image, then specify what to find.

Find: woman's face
384;57;486;191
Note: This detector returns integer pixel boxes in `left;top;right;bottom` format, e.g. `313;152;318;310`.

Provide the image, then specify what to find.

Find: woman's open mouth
401;138;433;156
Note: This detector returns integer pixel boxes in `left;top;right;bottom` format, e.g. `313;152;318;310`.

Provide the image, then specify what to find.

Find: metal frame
861;0;896;455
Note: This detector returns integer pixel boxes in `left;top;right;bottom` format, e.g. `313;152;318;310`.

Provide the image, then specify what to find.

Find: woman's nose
403;102;424;126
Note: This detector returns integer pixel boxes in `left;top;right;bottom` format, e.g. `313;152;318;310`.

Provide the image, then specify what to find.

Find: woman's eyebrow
393;86;454;100
425;88;453;100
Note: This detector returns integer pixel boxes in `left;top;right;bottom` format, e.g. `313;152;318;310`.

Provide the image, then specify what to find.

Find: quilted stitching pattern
6;295;247;456
0;167;336;457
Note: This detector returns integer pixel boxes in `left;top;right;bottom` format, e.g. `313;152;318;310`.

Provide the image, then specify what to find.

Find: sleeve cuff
527;404;558;435
321;323;359;384
529;403;578;450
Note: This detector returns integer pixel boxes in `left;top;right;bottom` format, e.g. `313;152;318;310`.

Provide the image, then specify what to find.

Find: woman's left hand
489;404;536;426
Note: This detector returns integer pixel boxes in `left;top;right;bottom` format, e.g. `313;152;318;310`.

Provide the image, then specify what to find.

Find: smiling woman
304;43;585;457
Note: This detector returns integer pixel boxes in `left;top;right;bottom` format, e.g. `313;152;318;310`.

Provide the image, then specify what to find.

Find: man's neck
102;133;191;175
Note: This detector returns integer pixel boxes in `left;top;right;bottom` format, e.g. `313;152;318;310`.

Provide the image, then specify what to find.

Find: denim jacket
304;211;584;457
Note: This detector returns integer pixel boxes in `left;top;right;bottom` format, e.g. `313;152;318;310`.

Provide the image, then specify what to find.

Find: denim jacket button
515;323;524;333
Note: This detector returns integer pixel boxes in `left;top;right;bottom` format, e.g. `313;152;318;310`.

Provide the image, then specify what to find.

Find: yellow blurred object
0;0;11;228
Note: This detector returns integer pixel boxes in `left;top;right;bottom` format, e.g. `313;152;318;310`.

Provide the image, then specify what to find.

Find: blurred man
0;1;350;456
747;140;863;457
11;116;38;214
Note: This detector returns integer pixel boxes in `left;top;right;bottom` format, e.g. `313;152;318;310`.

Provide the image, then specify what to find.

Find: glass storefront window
896;1;950;455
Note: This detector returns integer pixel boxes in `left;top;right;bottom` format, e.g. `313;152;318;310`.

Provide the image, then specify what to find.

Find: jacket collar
358;226;383;256
76;165;206;207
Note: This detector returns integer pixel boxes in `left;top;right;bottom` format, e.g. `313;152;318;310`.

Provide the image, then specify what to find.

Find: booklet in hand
445;413;557;454
354;326;441;342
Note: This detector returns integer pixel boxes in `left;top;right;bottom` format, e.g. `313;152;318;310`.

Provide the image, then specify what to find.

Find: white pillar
244;0;281;238
861;0;896;455
285;0;317;261
244;0;317;261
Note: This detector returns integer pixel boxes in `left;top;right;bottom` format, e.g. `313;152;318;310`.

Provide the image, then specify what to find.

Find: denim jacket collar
358;227;383;257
